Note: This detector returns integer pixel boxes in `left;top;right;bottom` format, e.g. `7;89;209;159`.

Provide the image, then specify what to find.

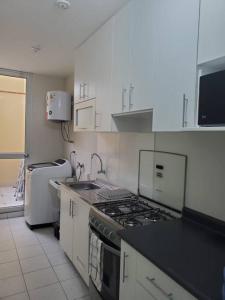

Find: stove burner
143;213;161;222
125;219;140;227
103;207;120;216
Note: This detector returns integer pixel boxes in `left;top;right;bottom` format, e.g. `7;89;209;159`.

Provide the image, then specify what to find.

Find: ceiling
0;0;129;77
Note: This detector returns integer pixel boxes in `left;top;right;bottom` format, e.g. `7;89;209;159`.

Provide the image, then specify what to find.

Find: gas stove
94;198;175;227
89;196;180;248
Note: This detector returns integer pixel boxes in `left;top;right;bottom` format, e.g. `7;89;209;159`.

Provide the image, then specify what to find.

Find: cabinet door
119;241;136;300
112;2;131;114
129;0;155;112
60;188;73;260
136;251;197;300
198;0;225;64
73;99;96;132
74;40;96;103
74;48;87;102
135;282;157;300
152;0;199;131
72;197;90;285
94;19;114;132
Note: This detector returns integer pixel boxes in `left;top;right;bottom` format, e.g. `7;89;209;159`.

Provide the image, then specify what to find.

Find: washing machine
25;159;72;228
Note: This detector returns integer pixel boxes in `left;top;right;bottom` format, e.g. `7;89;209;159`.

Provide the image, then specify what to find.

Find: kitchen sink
66;182;101;191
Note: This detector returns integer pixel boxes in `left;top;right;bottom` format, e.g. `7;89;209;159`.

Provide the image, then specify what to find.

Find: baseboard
25;221;53;230
0;210;24;220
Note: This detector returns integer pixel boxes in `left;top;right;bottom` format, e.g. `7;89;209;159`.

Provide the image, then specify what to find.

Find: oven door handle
102;242;120;257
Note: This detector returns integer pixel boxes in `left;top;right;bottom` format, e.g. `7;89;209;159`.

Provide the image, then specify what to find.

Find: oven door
101;242;120;300
89;226;120;300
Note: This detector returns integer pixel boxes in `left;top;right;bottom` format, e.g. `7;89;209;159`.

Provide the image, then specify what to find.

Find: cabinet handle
71;201;74;218
79;84;82;98
83;83;88;99
122;88;127;111
182;94;188;127
77;255;85;268
95;112;101;128
129;84;135;111
146;276;174;300
122;252;128;282
69;200;72;217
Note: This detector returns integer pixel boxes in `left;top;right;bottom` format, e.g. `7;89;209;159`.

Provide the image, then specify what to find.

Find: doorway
0;72;27;215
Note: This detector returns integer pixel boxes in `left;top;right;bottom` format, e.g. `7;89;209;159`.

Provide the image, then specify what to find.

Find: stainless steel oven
89;214;121;300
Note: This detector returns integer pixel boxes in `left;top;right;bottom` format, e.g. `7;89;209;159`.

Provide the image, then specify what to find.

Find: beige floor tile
0;261;21;279
1;292;29;300
24;267;58;291
20;254;50;274
0;275;26;298
17;244;44;260
53;263;78;281
0;249;18;264
61;277;89;300
28;282;67;300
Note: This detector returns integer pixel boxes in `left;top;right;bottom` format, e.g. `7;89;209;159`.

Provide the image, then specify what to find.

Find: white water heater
46;91;71;121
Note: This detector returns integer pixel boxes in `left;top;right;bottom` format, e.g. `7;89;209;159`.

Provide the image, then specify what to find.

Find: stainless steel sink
66;182;101;191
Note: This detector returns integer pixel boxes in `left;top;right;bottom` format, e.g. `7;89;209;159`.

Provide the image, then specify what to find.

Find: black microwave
198;70;225;126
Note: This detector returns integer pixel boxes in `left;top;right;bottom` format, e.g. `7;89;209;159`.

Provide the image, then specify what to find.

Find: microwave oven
198;70;225;126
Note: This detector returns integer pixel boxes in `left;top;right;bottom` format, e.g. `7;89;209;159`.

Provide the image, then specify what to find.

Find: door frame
0;68;32;162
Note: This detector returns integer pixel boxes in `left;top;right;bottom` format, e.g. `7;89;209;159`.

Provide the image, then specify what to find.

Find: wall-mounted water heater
46;91;71;121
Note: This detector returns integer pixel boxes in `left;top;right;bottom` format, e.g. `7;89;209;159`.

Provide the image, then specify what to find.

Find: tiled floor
0;187;23;210
0;217;90;300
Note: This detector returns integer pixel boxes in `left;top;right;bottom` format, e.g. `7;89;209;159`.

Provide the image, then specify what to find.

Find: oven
89;218;121;300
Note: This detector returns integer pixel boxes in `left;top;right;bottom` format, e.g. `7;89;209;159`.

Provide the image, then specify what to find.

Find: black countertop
118;210;225;300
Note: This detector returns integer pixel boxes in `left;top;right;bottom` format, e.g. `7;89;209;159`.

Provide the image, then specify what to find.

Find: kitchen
0;0;225;300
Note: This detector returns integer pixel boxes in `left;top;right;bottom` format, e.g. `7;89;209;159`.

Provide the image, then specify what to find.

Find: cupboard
60;186;90;285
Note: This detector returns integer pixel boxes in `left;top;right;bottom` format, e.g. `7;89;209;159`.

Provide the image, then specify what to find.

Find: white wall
155;132;225;222
64;132;155;194
27;74;65;164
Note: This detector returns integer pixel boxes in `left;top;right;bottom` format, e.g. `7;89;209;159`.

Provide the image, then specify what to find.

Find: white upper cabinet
112;0;155;114
74;0;201;132
94;19;114;132
74;18;113;131
112;3;131;114
198;0;225;64
74;36;97;103
129;0;156;112
152;0;200;131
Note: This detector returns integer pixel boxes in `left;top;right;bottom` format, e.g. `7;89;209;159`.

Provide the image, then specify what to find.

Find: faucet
91;153;106;175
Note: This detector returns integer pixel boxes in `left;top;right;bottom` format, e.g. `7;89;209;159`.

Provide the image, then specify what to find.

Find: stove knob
98;224;104;231
108;231;115;240
103;228;108;236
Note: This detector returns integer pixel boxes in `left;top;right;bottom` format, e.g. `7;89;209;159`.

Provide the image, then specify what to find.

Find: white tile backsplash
64;132;155;194
155;132;225;222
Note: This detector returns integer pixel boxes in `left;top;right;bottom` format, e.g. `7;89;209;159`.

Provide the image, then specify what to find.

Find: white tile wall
155;132;225;222
64;132;155;194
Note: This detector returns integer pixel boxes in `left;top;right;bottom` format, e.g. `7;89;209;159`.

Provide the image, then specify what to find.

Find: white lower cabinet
72;196;90;285
119;241;137;300
135;282;156;300
60;188;73;261
120;241;197;300
60;187;90;286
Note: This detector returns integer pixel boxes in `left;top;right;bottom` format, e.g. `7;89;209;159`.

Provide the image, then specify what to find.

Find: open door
0;70;28;213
